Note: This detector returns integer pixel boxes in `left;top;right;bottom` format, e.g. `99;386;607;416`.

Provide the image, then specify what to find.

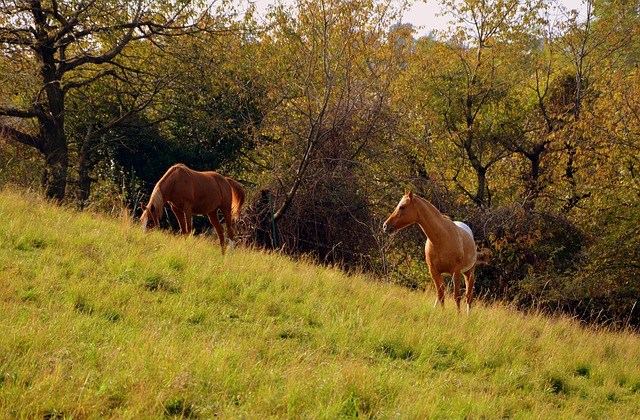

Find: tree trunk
474;165;487;206
37;31;68;201
40;115;68;201
463;130;489;207
76;134;96;207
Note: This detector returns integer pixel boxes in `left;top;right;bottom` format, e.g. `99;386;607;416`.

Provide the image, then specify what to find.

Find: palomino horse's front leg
430;270;446;308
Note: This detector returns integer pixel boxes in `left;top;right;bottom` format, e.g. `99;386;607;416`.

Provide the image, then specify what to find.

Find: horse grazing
140;164;246;251
383;191;483;314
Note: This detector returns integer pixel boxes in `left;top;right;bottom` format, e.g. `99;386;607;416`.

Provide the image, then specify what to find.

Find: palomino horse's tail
226;177;246;221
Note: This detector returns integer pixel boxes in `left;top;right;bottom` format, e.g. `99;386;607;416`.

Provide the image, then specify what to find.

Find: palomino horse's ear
140;203;147;211
407;191;414;200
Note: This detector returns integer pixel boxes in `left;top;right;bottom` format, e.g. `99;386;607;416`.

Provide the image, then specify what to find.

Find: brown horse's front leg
169;204;188;234
184;206;193;234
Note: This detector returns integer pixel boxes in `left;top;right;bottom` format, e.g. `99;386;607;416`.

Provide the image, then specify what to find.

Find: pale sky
248;0;588;37
403;0;587;35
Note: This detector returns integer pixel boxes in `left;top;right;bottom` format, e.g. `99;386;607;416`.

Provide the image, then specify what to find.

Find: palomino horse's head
140;203;160;232
383;191;419;234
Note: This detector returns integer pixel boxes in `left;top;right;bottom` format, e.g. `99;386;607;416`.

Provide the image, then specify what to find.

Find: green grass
0;189;639;418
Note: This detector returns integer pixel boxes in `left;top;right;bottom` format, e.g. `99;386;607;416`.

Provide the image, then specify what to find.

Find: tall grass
0;189;638;418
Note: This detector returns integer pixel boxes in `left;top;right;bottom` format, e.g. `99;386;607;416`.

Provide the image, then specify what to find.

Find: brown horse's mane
148;166;182;218
148;184;164;217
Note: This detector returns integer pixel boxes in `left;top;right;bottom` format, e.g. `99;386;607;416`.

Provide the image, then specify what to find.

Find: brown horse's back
162;165;222;214
200;171;231;214
162;164;245;219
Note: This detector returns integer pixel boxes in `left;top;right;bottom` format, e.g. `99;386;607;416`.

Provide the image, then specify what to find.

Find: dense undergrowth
0;190;638;418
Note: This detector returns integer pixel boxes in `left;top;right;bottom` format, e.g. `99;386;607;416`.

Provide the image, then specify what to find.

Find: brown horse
383;191;484;314
140;164;245;251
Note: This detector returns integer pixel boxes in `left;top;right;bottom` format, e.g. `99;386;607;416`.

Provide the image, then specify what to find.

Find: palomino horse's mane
410;193;451;221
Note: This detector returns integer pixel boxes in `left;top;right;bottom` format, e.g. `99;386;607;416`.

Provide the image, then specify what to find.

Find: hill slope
0;190;638;418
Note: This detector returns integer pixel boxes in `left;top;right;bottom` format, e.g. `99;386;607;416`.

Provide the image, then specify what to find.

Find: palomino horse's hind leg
463;270;476;314
453;272;462;313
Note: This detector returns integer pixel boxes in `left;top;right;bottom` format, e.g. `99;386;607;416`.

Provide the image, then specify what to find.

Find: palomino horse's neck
412;196;451;246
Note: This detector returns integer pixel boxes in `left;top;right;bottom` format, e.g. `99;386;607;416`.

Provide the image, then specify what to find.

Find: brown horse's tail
226;177;246;221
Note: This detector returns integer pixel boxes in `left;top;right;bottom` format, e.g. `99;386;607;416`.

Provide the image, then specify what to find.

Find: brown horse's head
140;202;160;232
383;191;419;234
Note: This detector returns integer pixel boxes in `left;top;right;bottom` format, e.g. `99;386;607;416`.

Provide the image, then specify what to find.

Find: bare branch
63;69;116;92
0;122;45;152
0;106;40;119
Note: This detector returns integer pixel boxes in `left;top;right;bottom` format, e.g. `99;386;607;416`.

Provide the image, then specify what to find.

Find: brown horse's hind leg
207;212;226;249
221;206;235;242
463;269;476;314
453;272;462;313
430;269;446;309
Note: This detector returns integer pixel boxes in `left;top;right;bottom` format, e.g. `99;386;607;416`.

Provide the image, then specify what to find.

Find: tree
252;0;408;222
500;11;571;209
410;0;545;206
0;0;209;200
546;0;631;213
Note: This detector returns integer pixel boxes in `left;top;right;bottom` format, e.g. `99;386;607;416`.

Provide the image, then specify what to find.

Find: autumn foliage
1;0;638;328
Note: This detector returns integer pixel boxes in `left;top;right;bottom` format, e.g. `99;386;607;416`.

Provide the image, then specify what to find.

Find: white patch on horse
454;221;477;272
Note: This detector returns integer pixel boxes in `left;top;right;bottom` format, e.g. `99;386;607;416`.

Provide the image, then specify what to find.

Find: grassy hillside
0;190;638;418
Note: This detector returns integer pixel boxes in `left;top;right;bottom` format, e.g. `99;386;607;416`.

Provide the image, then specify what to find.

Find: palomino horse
140;164;246;251
383;191;482;314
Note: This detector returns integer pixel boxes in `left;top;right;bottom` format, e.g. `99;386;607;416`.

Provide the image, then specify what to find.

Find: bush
0;137;44;191
465;205;586;306
566;204;640;329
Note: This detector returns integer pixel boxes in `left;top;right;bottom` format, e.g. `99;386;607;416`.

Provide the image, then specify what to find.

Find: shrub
465;205;586;306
